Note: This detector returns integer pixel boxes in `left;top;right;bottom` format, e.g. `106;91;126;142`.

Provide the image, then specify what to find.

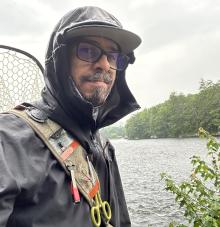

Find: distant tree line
102;124;126;139
102;80;220;139
126;79;220;139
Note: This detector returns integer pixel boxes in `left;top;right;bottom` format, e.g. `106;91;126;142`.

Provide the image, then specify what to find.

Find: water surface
111;138;207;227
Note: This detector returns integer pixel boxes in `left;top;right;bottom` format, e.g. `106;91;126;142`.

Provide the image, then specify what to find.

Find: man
0;6;141;227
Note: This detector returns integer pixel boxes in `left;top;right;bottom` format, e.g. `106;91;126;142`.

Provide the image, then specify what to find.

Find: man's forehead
81;36;119;51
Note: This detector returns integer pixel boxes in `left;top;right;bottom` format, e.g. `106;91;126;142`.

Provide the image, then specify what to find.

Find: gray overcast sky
1;0;220;111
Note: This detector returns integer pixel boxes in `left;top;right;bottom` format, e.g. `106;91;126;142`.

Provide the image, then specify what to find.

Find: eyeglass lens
76;42;129;71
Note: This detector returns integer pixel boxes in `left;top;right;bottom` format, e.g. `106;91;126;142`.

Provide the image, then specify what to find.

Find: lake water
111;138;208;227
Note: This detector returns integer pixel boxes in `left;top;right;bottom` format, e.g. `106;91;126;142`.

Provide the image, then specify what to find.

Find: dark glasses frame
75;40;130;71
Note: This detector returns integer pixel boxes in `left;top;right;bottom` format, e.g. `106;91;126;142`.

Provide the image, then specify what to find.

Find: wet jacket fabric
0;6;140;227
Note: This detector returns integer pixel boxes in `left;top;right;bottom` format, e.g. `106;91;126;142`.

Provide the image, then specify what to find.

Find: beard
85;86;111;106
78;71;114;107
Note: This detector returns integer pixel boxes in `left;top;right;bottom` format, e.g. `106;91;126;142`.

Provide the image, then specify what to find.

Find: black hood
36;6;140;151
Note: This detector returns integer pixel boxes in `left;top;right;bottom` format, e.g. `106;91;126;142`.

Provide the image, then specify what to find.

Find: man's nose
94;54;111;72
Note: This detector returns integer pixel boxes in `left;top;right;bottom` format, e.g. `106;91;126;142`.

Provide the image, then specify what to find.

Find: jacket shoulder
0;112;50;188
0;112;30;131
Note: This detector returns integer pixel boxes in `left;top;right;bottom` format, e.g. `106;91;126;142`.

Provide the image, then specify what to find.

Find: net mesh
0;46;44;112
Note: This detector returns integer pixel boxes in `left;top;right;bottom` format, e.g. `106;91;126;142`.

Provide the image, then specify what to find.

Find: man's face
70;36;118;107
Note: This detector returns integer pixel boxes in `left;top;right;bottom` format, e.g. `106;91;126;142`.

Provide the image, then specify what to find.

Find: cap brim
65;25;141;54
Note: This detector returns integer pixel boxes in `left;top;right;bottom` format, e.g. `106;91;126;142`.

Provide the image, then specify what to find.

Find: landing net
0;45;44;112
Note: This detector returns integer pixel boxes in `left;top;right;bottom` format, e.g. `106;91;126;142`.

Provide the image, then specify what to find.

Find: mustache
80;72;113;84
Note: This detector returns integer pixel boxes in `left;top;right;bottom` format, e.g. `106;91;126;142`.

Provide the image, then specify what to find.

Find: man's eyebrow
82;39;119;51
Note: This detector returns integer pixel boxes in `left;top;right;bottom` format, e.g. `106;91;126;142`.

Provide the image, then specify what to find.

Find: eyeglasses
75;41;130;71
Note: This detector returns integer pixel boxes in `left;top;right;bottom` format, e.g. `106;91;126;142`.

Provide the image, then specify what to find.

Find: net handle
0;45;44;75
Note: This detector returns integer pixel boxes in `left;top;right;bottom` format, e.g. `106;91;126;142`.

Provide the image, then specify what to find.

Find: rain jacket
0;6;140;227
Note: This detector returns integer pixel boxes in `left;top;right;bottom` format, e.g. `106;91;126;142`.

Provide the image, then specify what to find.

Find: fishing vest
9;104;113;227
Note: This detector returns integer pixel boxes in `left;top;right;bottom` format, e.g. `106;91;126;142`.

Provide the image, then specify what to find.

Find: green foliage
161;128;220;227
101;124;126;139
125;80;220;139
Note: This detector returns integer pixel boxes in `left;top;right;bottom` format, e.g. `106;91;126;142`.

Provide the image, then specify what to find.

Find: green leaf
161;129;220;227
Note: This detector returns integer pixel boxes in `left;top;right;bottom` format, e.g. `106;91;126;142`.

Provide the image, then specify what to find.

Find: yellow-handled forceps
87;156;112;227
91;191;112;227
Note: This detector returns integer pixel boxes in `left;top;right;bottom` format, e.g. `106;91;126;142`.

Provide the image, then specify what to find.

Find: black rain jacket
0;6;140;227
